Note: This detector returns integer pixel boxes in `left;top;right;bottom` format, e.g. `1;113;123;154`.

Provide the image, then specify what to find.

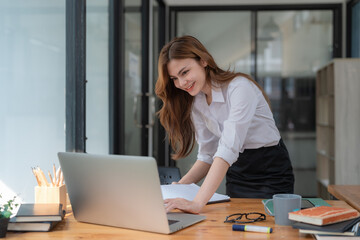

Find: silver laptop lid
58;152;171;234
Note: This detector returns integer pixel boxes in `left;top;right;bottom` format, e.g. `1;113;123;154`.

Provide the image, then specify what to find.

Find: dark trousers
226;139;294;199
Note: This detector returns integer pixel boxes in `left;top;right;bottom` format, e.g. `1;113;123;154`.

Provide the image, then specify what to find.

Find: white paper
161;183;230;203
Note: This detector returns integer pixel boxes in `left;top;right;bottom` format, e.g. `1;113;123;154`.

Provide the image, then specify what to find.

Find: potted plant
0;194;17;238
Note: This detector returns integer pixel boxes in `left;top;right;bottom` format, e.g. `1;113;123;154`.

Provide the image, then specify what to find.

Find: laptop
58;152;206;234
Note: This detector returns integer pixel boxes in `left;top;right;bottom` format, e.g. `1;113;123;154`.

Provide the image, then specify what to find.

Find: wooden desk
328;185;360;212
6;199;351;240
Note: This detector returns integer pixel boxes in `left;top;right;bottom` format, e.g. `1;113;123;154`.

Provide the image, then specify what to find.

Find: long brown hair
155;35;269;160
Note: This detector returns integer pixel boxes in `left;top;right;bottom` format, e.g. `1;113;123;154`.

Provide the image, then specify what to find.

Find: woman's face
167;58;209;96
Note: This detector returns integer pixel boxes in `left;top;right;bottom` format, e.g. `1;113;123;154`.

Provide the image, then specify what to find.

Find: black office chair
158;166;181;185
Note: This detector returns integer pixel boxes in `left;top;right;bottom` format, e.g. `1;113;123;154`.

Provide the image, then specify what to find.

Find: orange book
288;206;360;226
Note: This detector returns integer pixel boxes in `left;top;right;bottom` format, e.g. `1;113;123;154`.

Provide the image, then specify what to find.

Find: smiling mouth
185;82;195;91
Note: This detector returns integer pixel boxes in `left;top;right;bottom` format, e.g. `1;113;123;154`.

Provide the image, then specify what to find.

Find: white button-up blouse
192;76;280;166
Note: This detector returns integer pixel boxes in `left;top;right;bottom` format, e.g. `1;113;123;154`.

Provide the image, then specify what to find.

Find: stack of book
289;206;360;238
8;203;65;232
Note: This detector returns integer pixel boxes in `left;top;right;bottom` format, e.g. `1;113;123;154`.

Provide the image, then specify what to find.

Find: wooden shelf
316;58;360;199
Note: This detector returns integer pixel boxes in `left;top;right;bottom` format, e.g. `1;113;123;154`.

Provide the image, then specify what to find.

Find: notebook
58;152;206;234
292;217;360;236
161;183;230;204
292;216;360;233
8;218;62;232
13;203;64;222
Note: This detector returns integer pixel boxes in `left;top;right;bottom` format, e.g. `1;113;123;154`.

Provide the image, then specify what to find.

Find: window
0;0;66;202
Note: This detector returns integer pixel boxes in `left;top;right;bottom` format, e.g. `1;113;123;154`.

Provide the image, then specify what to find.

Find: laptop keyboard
168;219;179;225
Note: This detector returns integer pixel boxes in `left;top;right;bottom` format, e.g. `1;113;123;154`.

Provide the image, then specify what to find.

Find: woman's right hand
164;198;204;214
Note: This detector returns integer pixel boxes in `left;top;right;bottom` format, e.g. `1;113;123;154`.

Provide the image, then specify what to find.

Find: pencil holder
35;185;67;211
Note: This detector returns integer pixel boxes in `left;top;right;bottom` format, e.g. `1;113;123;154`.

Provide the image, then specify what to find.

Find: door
172;6;338;196
123;0;160;157
256;10;334;197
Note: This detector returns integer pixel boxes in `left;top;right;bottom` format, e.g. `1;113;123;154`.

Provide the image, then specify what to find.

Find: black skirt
226;139;294;199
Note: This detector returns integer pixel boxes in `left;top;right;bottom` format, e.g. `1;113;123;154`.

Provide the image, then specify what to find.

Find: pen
31;167;41;186
59;171;64;186
232;224;273;233
38;167;50;187
53;164;57;183
56;167;61;186
48;171;55;187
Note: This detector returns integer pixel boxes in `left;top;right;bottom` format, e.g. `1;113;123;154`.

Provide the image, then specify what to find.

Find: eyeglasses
224;212;266;224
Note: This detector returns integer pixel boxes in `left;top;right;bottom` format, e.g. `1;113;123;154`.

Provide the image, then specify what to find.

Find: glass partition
176;11;252;194
351;1;360;57
177;11;252;74
86;0;109;154
124;0;142;155
152;0;160;160
175;9;333;196
0;0;66;202
257;10;333;196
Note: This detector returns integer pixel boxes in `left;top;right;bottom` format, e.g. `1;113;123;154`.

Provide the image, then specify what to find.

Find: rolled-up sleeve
192;108;219;165
213;81;258;166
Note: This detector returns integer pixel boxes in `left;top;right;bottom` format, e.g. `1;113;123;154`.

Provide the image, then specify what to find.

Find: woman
155;35;294;214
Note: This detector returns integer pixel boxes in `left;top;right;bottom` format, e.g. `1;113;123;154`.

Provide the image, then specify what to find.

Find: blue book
262;198;331;215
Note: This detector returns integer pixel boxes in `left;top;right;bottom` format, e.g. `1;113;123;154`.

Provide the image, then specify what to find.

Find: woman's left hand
164;198;203;214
